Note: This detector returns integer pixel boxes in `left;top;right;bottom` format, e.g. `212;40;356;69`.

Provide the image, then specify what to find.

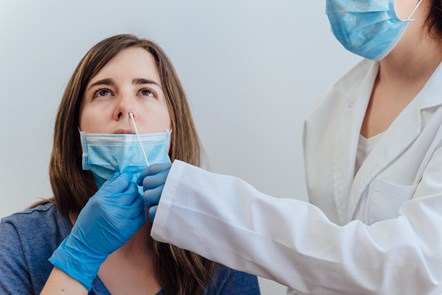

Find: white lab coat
151;60;442;294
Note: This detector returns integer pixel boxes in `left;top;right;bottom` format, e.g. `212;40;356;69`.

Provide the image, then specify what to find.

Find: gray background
0;0;360;293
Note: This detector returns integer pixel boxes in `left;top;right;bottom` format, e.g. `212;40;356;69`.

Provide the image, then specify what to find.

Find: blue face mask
326;0;423;60
80;130;171;189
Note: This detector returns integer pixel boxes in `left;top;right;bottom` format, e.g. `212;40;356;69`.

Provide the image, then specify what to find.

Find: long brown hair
48;34;216;295
426;0;442;39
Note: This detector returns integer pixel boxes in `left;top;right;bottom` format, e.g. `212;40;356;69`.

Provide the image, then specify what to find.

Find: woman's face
80;47;171;134
395;0;423;20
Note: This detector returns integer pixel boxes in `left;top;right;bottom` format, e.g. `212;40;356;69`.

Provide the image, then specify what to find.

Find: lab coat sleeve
151;160;442;295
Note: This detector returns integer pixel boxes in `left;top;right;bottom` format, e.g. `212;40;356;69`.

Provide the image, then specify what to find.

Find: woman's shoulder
2;202;63;226
2;202;54;219
304;59;378;127
205;265;260;294
0;202;71;248
0;203;71;294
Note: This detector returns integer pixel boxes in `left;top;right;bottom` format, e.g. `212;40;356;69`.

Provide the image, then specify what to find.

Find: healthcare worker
0;34;259;295
139;0;442;294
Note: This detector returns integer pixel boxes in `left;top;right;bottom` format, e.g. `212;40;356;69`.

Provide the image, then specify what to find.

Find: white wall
0;0;360;293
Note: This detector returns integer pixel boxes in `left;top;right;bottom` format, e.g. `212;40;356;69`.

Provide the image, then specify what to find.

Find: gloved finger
132;206;147;228
111;181;139;205
142;169;170;190
128;195;145;215
101;172;133;194
115;197;145;220
109;209;145;239
143;185;164;208
123;180;138;194
137;163;172;185
108;171;121;182
148;206;158;222
130;197;147;220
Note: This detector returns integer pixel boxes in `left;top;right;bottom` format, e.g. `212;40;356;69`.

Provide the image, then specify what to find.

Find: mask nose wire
129;112;150;167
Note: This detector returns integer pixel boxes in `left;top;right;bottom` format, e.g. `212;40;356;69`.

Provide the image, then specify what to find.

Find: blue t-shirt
0;203;260;295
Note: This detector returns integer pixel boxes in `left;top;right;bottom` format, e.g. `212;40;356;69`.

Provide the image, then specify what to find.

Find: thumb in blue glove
49;172;146;290
137;162;171;221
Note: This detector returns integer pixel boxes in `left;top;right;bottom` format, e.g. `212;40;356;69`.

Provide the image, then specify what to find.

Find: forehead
90;47;160;83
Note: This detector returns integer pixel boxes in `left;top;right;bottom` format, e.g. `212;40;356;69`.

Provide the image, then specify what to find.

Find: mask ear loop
407;0;423;20
129;112;150;167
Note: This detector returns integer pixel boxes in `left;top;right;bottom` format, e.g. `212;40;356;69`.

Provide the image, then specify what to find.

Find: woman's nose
113;95;135;121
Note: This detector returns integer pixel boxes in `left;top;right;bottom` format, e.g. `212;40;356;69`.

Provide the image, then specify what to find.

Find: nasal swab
129;112;150;167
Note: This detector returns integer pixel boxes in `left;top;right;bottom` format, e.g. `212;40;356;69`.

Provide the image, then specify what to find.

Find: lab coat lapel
346;101;421;221
332;61;378;225
346;61;442;221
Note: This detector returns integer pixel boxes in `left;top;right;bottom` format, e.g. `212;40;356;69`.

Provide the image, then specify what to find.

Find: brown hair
426;0;442;39
48;34;216;295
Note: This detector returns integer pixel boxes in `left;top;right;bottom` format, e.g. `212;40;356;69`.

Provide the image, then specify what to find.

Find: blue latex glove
137;163;171;221
49;172;146;290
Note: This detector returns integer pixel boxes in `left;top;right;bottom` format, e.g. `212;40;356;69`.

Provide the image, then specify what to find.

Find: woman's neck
379;5;442;84
379;38;442;85
119;222;154;257
360;20;442;138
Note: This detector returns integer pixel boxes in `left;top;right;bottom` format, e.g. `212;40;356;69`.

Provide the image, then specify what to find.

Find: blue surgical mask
326;0;423;60
80;130;171;189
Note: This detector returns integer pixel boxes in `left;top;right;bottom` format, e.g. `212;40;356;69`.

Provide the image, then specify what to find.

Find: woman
0;34;259;295
139;0;442;294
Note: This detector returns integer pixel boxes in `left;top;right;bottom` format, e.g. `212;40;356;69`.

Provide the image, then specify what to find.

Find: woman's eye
141;89;155;97
93;88;112;98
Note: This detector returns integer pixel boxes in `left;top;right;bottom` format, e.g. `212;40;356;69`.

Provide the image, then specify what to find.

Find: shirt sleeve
0;219;33;295
151;158;442;295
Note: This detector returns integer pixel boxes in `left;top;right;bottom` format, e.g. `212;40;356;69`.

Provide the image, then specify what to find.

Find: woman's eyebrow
133;78;161;87
87;78;161;90
87;78;115;90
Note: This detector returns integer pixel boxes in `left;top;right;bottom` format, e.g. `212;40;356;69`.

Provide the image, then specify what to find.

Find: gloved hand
137;162;172;221
49;172;146;290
